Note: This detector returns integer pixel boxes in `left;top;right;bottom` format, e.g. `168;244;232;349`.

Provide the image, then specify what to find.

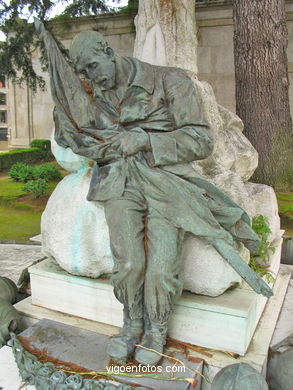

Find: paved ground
0;244;43;284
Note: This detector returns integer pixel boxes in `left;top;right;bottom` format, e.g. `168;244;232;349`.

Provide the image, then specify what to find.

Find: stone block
200;265;291;389
197;46;213;76
15;265;291;390
28;256;279;356
199;25;233;48
213;45;235;75
18;319;203;390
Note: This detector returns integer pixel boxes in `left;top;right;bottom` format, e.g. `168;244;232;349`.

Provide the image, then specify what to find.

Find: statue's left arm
149;69;213;166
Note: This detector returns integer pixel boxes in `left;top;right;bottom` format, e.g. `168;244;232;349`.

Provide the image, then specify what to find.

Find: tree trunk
233;0;293;188
133;0;198;74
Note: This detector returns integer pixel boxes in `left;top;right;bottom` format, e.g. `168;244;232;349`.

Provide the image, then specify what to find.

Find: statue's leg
135;208;184;365
103;189;147;363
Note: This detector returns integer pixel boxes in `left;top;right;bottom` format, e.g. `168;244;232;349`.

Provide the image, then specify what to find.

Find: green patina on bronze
34;19;273;365
0;277;19;348
0;300;20;348
0;276;18;303
211;363;268;390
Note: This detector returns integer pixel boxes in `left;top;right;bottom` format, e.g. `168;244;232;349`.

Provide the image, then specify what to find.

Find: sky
0;0;128;41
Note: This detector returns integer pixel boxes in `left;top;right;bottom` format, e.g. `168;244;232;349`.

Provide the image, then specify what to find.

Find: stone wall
7;1;293;147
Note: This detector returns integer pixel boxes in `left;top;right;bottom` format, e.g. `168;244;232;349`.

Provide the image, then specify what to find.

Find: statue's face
76;49;116;91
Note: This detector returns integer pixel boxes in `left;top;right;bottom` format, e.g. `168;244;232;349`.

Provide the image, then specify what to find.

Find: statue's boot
107;310;143;364
135;319;167;366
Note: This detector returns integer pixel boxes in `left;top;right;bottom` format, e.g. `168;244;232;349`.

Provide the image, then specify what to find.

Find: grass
276;192;293;218
276;192;293;236
0;179;26;200
0;205;42;242
0;177;60;242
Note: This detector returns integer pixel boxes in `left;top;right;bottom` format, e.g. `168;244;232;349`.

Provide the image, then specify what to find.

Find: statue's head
69;31;116;91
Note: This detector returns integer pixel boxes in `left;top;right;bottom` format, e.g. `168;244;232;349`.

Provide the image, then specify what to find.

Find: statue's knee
146;267;164;284
105;203;127;225
120;259;145;278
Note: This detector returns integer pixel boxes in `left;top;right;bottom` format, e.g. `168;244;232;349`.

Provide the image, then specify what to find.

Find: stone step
24;250;280;355
16;318;203;390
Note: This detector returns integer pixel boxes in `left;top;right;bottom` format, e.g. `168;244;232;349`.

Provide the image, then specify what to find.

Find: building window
0;93;6;105
0;111;6;123
0;77;5;88
0;128;7;141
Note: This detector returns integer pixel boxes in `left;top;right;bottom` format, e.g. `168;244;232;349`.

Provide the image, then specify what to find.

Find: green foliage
8;162;34;182
22;178;49;198
0;147;53;171
61;0;109;17
119;0;138;15
30;139;51;151
32;163;62;181
252;215;276;263
250;215;276;283
0;0;122;91
0;20;45;91
8;161;61;183
249;256;275;284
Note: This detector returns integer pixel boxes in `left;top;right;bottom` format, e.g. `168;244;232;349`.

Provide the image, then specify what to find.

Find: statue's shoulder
124;56;189;78
123;57;193;93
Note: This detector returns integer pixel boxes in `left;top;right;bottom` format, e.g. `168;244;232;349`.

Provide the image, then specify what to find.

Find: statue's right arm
148;69;213;167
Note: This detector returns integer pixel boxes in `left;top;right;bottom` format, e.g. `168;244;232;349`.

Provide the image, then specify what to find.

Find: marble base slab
27;255;280;355
14;266;291;390
270;277;293;348
200;265;292;390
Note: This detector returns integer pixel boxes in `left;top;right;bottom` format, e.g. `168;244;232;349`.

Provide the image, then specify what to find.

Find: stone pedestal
24;248;281;355
14;265;292;390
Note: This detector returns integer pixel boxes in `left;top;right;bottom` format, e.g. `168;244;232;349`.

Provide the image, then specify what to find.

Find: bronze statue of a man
35;20;273;367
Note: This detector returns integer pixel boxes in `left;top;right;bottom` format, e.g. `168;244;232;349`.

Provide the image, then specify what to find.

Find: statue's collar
124;57;155;95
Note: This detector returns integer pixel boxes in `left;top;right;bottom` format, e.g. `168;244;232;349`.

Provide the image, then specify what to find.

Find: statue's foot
107;334;141;364
107;317;143;364
135;331;166;366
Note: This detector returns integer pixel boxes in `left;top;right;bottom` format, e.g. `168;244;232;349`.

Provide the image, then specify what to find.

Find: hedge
30;139;51;151
0;147;53;171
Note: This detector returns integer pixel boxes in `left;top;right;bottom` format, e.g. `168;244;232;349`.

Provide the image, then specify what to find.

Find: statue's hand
34;17;46;38
258;280;274;298
111;130;151;157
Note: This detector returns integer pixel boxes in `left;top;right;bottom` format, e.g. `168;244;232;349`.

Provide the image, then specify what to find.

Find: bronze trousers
103;182;184;326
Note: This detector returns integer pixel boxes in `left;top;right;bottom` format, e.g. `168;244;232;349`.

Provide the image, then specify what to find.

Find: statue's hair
69;30;109;65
